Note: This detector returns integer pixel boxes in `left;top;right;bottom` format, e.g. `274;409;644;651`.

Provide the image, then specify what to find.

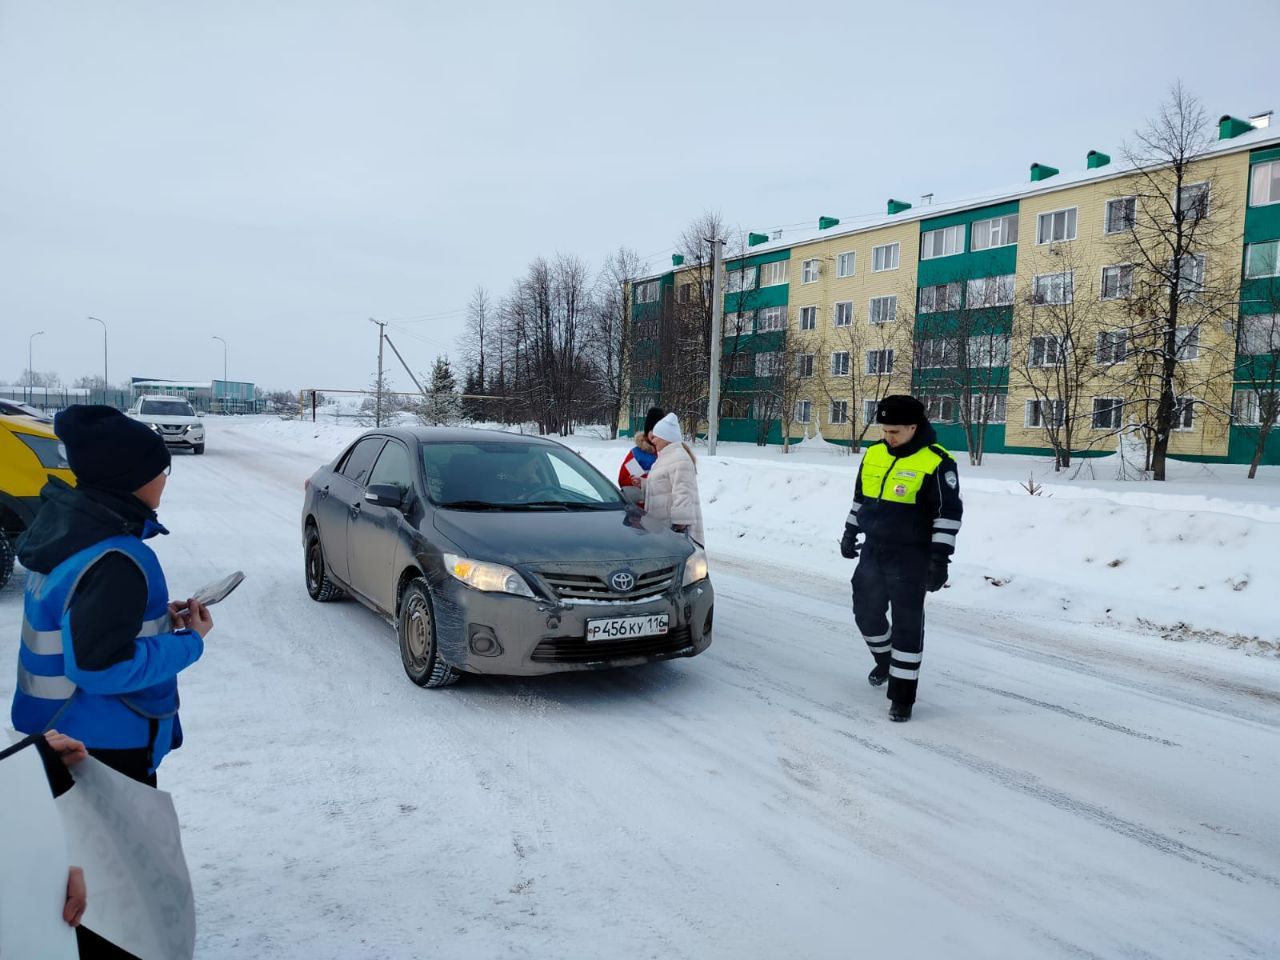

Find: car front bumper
431;577;715;676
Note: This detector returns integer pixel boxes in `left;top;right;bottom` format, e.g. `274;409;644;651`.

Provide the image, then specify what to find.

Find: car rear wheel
398;578;458;688
304;526;344;602
0;530;14;591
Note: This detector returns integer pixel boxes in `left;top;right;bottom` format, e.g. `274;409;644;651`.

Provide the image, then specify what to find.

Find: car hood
431;507;694;566
130;414;202;427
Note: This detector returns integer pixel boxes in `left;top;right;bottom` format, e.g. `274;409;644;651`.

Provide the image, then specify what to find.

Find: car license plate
586;614;669;642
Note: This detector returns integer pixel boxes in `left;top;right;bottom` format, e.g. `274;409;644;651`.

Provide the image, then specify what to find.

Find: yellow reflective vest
847;434;963;557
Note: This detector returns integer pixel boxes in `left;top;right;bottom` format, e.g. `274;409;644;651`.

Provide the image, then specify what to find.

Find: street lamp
211;335;227;413
28;331;44;405
89;316;107;405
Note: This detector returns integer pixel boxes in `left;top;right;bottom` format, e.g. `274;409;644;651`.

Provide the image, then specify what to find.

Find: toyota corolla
301;427;714;686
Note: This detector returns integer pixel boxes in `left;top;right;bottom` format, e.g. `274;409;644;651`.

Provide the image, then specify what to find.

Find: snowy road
3;421;1278;959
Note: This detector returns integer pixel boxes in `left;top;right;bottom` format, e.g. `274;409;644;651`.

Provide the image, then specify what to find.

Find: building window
1029;335;1068;367
635;281;660;303
872;242;900;272
969;334;1011;367
970;214;1018;251
1233;390;1280;425
720;395;750;419
924;396;958;422
726;267;757;293
1104;197;1137;234
866;349;894;375
1033;271;1074;305
755;351;784;377
1036;207;1078;244
757;306;787;332
759;261;788;287
724;311;754;337
1240;314;1280;355
795;400;812;424
1245;240;1280;279
837;252;856;277
830;400;850;425
1174;254;1205;300
727;352;754;377
834;301;854;327
831;351;850;377
797;354;815;378
1177;182;1210;220
1100;264;1134;300
678;283;692;304
919;281;962;313
920;224;965;260
965;274;1015;308
1092;398;1124;430
869;296;897;325
1176;325;1200;362
1250;160;1280;207
918;338;957;369
1025;399;1066;428
1172;397;1196;431
799;306;817;330
1096;331;1127;365
862;399;878;426
801;259;820;284
970;393;1007;423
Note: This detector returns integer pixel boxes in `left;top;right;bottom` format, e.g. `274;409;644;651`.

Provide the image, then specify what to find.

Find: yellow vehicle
0;411;75;589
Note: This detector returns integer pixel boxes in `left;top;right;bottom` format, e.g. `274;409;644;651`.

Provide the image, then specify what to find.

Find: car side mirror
365;483;404;508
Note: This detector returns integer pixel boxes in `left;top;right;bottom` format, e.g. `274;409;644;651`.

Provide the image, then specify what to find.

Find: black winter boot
868;660;889;687
889;701;913;722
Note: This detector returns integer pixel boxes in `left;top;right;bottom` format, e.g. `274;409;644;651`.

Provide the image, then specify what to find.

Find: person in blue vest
839;395;962;722
10;405;212;786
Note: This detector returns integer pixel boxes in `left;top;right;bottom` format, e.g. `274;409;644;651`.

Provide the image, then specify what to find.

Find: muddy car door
347;438;416;613
318;435;385;587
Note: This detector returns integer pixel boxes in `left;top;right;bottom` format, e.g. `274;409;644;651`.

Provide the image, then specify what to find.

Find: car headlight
682;547;709;587
442;553;534;598
146;422;162;432
16;433;70;470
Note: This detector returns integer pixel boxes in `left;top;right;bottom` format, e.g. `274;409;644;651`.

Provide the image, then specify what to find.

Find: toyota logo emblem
609;571;635;592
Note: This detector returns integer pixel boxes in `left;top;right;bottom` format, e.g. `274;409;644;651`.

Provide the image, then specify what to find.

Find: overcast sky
0;0;1273;394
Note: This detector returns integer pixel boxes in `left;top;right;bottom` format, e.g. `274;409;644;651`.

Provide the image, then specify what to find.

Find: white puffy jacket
643;442;705;546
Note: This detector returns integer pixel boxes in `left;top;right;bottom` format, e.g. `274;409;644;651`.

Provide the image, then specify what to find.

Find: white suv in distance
128;396;206;454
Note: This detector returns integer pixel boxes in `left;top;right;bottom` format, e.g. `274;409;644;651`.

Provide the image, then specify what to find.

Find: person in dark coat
10;405;213;786
840;395;962;722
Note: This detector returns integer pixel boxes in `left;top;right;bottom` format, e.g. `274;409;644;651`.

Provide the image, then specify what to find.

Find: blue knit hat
55;405;171;492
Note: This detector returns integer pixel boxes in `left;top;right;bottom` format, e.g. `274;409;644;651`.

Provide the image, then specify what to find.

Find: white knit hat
650;412;683;444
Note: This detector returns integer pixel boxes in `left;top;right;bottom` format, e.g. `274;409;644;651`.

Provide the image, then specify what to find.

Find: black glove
927;558;949;592
839;525;859;559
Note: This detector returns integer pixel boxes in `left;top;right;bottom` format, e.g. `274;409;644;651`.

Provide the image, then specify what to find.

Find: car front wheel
193;443;205;455
304;526;344;601
398;578;458;688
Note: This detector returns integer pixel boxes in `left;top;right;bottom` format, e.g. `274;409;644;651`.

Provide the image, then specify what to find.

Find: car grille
160;425;186;434
530;626;695;664
537;564;678;602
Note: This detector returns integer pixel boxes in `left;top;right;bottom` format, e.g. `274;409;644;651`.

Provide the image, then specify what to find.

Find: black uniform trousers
851;543;929;705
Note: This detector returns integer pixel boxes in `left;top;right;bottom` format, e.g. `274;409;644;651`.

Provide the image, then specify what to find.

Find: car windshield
140;400;196;417
422;441;624;510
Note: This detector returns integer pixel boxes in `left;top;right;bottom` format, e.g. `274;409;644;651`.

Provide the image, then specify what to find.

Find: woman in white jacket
643;413;705;546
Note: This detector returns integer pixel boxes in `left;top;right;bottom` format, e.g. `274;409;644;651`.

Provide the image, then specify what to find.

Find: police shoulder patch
944;470;958;489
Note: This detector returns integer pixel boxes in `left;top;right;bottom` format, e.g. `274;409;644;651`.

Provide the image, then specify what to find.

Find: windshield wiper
437;500;506;511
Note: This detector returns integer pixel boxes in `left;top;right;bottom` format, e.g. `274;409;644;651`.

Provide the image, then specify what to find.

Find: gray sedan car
301;427;714;686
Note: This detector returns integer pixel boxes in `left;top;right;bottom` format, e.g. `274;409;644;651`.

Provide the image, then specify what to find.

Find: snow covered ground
2;416;1278;959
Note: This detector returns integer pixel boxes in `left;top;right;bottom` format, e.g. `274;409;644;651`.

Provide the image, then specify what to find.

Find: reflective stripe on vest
859;443;948;504
20;611;170;656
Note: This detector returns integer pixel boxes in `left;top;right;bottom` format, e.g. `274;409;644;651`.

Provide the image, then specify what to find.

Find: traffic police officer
840;395;962;722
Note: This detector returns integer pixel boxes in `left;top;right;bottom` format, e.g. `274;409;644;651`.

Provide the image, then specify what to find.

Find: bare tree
1112;83;1242;479
591;246;643;438
459;286;491;420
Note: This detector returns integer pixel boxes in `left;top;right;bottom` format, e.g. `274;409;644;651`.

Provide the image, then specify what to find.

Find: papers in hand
177;570;245;614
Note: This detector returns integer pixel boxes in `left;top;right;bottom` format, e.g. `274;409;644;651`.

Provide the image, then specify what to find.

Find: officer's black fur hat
875;395;927;426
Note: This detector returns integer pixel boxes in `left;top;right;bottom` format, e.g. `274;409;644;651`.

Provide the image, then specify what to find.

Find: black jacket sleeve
846;455;867;534
69;553;149;671
922;449;963;560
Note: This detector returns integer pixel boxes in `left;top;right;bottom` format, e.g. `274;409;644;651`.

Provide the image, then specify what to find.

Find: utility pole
706;238;725;455
211;335;227;412
28;330;44;405
89;317;107;405
370;318;387;427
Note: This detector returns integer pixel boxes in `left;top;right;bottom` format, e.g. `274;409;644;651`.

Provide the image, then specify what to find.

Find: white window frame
756;306;787;332
1104;197;1137;235
830;400;849;425
798;305;817;331
868;295;897;325
918;338;957;369
1025;398;1066;428
970;214;1018;251
919;281;962;314
866;349;895;376
924;396;958;423
920;224;965;260
759;260;788;288
755;351;784;378
724;311;754;337
1245;240;1280;280
969;334;1011;368
635;280;660;304
1250;160;1280;207
1100;264;1134;301
1172;397;1196;431
1091;397;1124;430
1233;389;1280;425
1177;181;1210;221
965;274;1015;308
801;259;820;284
830;351;850;377
872;242;900;272
794;399;812;424
1036;207;1078;244
726;266;758;294
836;251;856;278
1176;325;1201;362
1095;330;1127;366
796;354;815;378
1174;254;1206;300
1028;335;1068;368
833;301;854;328
969;393;1007;424
1239;313;1280;355
862;399;878;426
1033;271;1074;305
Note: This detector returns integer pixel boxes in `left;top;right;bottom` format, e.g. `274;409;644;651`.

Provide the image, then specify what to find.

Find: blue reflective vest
11;528;204;773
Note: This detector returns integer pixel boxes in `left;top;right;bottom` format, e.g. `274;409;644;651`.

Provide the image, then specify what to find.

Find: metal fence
0;386;133;414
